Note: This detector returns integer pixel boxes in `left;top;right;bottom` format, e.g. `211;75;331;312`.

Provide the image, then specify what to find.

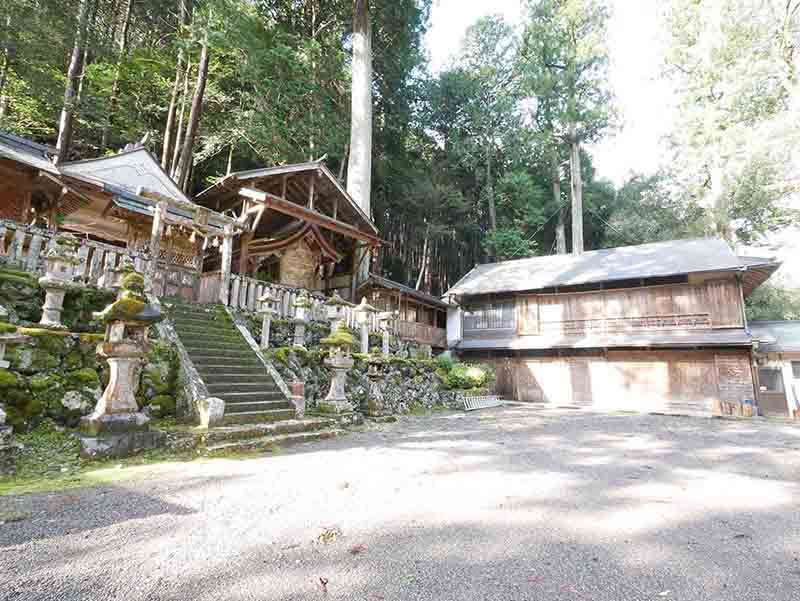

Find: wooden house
749;321;800;418
444;238;781;416
358;274;448;350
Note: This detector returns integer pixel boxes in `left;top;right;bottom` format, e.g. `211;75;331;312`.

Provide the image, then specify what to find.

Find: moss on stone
67;368;100;387
151;394;176;416
320;325;355;348
63;350;83;370
0;368;18;388
0;321;17;334
79;333;104;344
30;373;62;391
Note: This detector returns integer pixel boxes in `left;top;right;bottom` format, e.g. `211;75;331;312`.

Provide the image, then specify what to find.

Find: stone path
2;407;800;600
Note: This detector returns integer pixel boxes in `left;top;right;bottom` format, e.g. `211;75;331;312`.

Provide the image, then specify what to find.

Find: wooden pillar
219;223;234;305
308;171;316;210
145;200;168;293
238;231;253;276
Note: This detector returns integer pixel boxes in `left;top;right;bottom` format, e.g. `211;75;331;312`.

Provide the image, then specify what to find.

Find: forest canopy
1;0;798;299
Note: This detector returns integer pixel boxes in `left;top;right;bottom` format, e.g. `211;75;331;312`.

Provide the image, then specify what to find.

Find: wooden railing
398;320;447;348
0;220;201;301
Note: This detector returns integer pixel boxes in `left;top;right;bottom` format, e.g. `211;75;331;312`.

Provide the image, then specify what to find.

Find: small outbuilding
749;321;800;418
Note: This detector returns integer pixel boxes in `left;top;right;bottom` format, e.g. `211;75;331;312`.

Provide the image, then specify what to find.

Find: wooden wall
515;279;743;337
500;349;754;416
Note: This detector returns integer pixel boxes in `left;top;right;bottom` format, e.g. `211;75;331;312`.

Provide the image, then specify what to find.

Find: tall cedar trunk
56;0;93;163
569;123;584;255
347;0;373;214
161;0;192;167
552;149;566;254
0;15;11;119
101;0;133;151
69;0;99;153
486;143;496;231
174;40;209;192
170;59;192;176
415;224;430;290
348;0;373;284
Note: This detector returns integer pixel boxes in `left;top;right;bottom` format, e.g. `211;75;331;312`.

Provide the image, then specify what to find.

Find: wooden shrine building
444;238;781;416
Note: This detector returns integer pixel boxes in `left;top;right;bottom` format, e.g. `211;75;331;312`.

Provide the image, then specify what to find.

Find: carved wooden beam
240;187;381;247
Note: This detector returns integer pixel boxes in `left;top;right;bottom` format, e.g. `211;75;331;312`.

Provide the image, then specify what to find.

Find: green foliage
435;361;495;391
0;322;17;334
746;284;800;321
482;229;537;261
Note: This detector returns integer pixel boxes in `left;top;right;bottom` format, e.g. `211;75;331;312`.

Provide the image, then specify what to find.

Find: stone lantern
80;266;165;455
325;292;349;332
355;297;379;354
38;233;82;329
377;310;398;357
0;405;16;477
319;324;355;414
110;256;136;291
258;289;279;350
363;354;390;417
292;291;312;348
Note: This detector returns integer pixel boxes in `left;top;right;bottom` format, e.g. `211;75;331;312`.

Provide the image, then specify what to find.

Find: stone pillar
145;200;168;294
218;224;235;305
290;380;306;418
378;311;396;358
0;415;17;477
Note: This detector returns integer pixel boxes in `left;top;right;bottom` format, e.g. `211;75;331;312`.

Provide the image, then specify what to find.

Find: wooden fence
0;220;201;301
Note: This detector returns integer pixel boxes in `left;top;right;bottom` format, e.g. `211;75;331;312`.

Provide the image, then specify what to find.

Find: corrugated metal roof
749;321;800;353
456;329;754;351
446;238;761;297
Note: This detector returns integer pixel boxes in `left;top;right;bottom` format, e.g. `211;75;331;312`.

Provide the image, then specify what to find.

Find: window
792;362;800;379
758;368;784;393
463;301;516;331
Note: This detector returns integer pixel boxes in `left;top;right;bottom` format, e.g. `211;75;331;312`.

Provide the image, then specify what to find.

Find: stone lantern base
79;413;165;459
0;424;18;477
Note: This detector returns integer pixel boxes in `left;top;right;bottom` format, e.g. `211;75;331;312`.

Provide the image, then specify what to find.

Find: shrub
435;361;495;391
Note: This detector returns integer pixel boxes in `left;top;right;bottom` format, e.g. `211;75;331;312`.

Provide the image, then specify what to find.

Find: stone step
191;356;263;368
203;429;343;456
173;315;233;327
206;382;283;395
220;400;292;413
202;373;278;385
223;408;296;424
183;346;254;357
200;418;338;444
196;366;270;378
178;334;246;347
217;390;286;402
187;349;257;361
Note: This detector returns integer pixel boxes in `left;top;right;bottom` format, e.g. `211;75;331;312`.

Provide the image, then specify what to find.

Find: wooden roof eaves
195;161;378;235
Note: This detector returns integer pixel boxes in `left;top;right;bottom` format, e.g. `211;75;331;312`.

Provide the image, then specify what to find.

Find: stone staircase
197;417;343;456
169;301;294;424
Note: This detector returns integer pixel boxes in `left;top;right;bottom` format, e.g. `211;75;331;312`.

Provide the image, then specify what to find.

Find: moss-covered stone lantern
364;353;390;417
319;324;355;414
80;266;165;455
38;233;82;329
377;310;398;357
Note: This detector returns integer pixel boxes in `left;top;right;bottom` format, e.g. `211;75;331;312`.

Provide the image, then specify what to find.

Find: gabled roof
60;147;191;204
445;238;779;298
359;274;448;309
749;321;800;354
0;130;58;173
196;160;378;235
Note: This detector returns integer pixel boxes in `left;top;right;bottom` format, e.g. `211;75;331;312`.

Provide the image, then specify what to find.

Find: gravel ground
2;407;800;601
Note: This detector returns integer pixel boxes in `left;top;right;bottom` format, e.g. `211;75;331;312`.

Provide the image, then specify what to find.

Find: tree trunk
0;14;11;119
161;0;192;167
69;0;99;153
415;225;430;290
552;149;566;254
348;0;373;286
56;0;93;164
346;0;373;217
101;0;133;152
170;59;192;176
569;123;584;255
486;143;496;231
174;40;209;192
